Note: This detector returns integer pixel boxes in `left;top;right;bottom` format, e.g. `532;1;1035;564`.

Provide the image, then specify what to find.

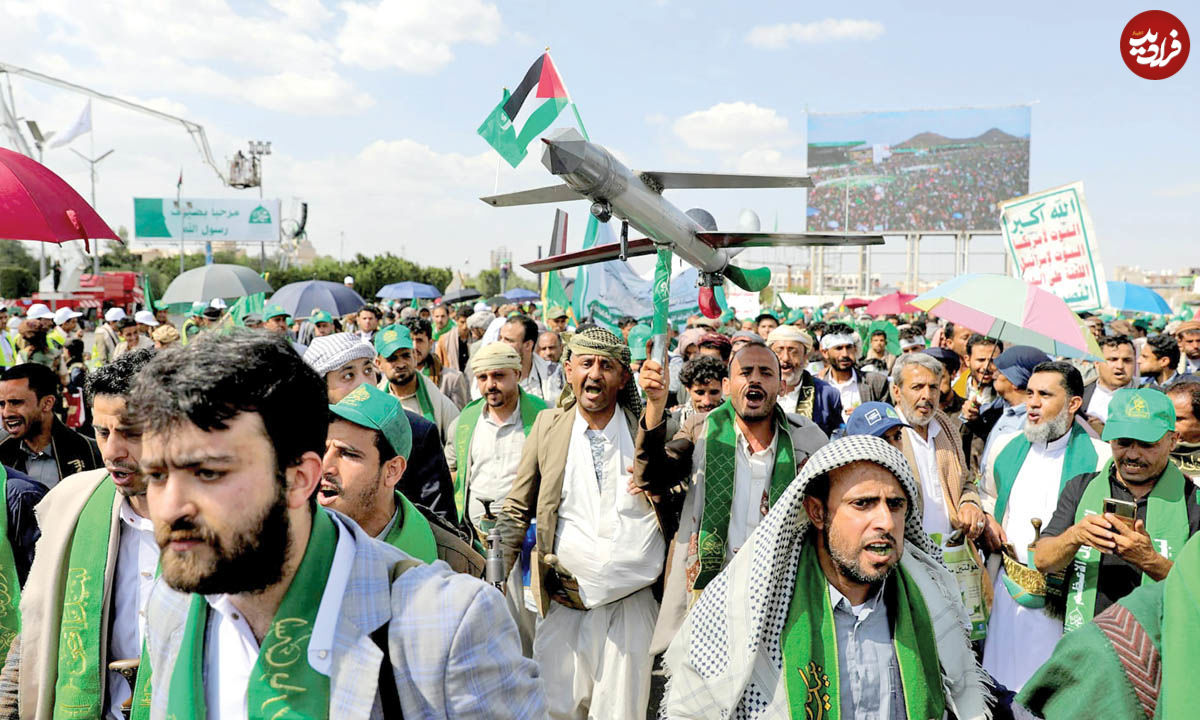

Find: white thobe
830;371;863;421
538;410;664;720
898;410;952;544
203;515;356;720
464;404;525;530
1086;383;1121;423
982;430;1070;691
728;427;777;556
106;501;159;720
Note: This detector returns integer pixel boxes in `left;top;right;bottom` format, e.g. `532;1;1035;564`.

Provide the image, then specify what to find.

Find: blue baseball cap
845;402;911;439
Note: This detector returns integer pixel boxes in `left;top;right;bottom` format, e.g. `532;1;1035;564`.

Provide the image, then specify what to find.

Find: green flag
477;89;526;168
542;270;571;325
228;292;265;327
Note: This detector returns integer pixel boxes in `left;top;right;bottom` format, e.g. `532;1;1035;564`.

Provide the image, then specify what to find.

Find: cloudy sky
0;0;1195;282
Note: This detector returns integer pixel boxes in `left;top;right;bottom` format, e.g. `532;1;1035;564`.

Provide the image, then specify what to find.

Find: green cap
153;300;169;311
374;324;413;359
627;323;652;361
329;383;412;459
1102;388;1176;443
1133;318;1151;331
263;304;291;321
547;306;568;319
310;310;333;324
8;307;21;317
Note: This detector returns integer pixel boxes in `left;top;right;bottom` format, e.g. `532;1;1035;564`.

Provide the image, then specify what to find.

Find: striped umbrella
912;274;1102;360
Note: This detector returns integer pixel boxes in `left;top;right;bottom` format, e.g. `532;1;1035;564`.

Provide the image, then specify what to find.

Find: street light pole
70;148;114;276
248;140;271;272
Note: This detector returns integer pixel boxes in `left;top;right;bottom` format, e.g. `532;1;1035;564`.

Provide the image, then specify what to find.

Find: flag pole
177;170;184;275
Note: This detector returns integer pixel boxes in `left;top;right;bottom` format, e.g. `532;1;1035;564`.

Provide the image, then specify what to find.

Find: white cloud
1155;182;1200;198
746;19;885;49
336;0;501;73
673;102;795;152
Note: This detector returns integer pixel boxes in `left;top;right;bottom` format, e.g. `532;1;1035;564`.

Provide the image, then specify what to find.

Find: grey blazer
144;513;546;719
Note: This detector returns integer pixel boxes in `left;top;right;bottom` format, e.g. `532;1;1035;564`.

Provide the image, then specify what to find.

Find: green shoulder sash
167;510;338;720
0;465;19;663
993;423;1099;525
383;491;437;563
453;390;545;523
782;542;945;720
694;400;795;591
1162;533;1200;717
1063;460;1190;633
52;478;117;719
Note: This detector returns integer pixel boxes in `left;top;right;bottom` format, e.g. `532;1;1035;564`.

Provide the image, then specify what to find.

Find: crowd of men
0;293;1195;718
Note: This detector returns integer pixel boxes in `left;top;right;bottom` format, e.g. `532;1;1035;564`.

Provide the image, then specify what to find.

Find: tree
0;243;38;277
477;269;501;297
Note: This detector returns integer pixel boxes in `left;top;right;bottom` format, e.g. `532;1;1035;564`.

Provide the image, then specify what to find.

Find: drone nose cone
541;139;584;175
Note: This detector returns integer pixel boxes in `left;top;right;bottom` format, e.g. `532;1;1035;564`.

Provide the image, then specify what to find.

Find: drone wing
637;172;813;190
522;239;656;273
695;231;885;248
480;184;585;207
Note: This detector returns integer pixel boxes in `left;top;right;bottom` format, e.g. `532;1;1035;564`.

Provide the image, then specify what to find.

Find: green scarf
993;422;1099;526
453;390;546;523
1162;533;1200;718
0;466;18;664
782;542;945;720
694;400;795;591
52;478;117;718
1063;460;1191;633
383;491;437;563
381;374;436;423
167;510;338;720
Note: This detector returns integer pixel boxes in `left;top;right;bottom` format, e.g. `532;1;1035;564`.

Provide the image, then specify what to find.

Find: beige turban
470;342;522;375
152;324;180;345
766;325;814;348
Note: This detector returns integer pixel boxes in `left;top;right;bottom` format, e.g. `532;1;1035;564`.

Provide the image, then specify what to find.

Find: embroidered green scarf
694;400;795;591
791;371;816;419
1162;533;1200;717
453;390;545;523
1063;460;1190;633
993;423;1099;526
782;542;945;720
167;510;337;719
51;478;116;718
0;466;19;665
380;374;435;423
383;490;437;563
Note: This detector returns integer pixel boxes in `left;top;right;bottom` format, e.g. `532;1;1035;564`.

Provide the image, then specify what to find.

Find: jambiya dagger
481;127;883;318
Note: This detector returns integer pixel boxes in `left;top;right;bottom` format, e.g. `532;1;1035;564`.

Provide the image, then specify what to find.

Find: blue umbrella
268;280;366;318
376;281;441;300
503;287;539;301
1106;281;1172;315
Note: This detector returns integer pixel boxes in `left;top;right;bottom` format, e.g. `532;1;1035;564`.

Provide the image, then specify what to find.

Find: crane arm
0;61;228;184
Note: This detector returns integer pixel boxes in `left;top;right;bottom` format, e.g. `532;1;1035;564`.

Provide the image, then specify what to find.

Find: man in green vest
663;435;989;718
444;343;545;655
0;349;158;720
179;303;205;345
321;382;481;576
1032;387;1199;634
132;330;543;718
375;324;460;447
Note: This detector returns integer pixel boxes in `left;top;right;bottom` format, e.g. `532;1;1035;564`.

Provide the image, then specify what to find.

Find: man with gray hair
663;435;989;719
889;352;987;545
980;360;1111;690
768;325;843;437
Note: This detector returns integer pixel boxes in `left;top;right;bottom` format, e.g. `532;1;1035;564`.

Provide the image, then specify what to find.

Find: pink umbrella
866;291;919;316
842;297;869;309
0;147;120;251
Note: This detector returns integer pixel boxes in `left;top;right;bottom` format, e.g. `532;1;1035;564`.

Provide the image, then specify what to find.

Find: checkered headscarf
561;326;643;414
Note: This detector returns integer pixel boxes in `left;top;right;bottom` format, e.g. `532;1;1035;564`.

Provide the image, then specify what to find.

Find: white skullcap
303;333;376;377
766;325;814;348
104;307;127;323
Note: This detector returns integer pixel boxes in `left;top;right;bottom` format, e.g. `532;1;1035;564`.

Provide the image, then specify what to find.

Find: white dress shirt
106;501;159;720
728;426;778;556
1087;383;1118;422
466;402;526;529
982;429;1071;690
897;410;951;544
203;513;356;720
554;410;665;608
830;371;863;421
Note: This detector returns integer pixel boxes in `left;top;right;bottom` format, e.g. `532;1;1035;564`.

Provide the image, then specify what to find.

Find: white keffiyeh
662;435;991;720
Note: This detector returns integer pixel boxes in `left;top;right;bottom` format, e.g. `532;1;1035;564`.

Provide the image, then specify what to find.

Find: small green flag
477;89;527;168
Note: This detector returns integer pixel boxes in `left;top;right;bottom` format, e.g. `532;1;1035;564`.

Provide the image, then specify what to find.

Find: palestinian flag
478;52;577;168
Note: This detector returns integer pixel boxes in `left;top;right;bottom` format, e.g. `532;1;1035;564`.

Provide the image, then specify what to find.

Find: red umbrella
0;147;120;251
866;291;919;316
842;297;870;309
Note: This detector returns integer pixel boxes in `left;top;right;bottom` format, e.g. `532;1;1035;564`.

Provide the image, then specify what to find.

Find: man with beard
431;303;453;342
889;352;986;545
303;333;457;524
436;306;474;376
495;327;661;718
536;331;562;366
1174;320;1200;375
959;334;1005;473
376;324;460;447
1033;387;1199;632
980;346;1050;470
768;325;843;437
545;307;569;334
1167;380;1200;479
1141;333;1181;390
309;310;335;338
444;343;546;655
1082;335;1138;434
400;317;470;409
0;350;158;719
134;331;543;718
634;343;826;658
980;362;1111;691
941;320;975;397
356;304;382;343
0;364;102;489
663;436;989;719
496;316;565;405
816;322;889;422
321;383;482;576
